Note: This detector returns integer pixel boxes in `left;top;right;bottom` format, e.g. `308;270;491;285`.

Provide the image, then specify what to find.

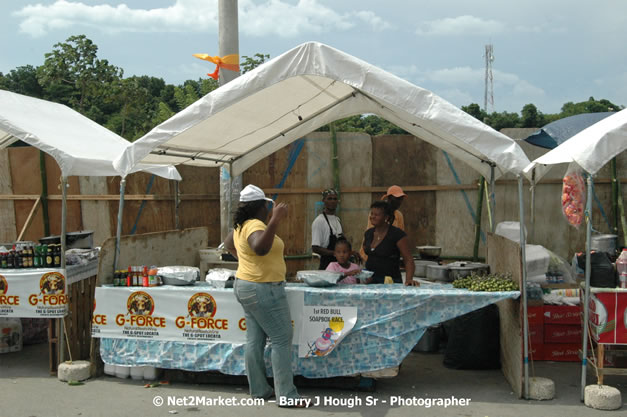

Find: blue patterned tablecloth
101;283;519;378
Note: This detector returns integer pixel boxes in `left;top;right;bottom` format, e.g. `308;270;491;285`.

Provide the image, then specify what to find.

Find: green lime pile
452;272;519;292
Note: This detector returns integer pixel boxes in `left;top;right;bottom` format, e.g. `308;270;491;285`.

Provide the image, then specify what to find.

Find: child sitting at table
325;238;361;284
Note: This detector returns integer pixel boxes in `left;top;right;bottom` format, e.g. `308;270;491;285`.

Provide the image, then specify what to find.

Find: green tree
0;65;43;98
519;103;540;128
241;53;270;74
37;34;122;115
461;103;487;122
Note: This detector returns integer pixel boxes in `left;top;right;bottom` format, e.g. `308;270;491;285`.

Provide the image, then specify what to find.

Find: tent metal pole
580;174;594;401
489;165;496;233
518;175;529;399
174;180;180;230
113;179;126;273
227;163;234;232
530;169;536;243
59;176;68;364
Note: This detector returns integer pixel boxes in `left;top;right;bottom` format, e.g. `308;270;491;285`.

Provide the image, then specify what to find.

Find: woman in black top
363;201;418;286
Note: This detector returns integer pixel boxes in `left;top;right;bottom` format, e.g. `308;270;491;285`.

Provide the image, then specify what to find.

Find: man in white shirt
311;188;344;269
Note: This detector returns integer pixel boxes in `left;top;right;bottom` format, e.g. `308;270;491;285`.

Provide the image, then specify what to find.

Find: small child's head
334;238;352;265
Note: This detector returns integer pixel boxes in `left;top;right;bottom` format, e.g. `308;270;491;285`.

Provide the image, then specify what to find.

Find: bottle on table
45;245;53;267
617;249;627;289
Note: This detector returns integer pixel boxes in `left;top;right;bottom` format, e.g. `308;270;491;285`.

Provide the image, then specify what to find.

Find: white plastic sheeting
0;90;181;180
115;41;531;179
524;108;627;179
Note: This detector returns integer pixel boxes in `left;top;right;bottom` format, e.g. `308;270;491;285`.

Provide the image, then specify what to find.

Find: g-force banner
92;286;304;344
0;269;68;317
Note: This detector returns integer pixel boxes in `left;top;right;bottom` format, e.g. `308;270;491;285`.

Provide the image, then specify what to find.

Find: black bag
443;305;501;370
577;252;616;288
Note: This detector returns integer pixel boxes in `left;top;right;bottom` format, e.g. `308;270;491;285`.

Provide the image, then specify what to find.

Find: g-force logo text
115;291;166;328
175;293;228;330
0;275;19;305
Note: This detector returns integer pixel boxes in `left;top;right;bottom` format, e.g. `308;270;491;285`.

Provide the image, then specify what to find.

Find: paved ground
1;343;626;417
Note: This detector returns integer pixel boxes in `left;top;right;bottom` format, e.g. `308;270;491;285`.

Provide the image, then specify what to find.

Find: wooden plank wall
0;149;17;242
487;232;523;398
7;148;82;241
243;142;309;275
372;135;437;248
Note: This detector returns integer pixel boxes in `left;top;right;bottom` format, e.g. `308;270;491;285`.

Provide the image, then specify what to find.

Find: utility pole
483;44;494;113
218;0;241;241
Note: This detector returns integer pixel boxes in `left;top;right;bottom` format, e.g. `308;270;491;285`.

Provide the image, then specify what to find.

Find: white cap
239;184;274;203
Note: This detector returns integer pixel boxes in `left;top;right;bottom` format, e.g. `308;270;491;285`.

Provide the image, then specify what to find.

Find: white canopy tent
115;42;529;181
115;41;536;396
0;89;181;179
0;90;182;364
525;108;627;401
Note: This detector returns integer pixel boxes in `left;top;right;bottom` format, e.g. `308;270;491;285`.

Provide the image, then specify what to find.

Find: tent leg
489;165;496;233
113;179;126;273
174;180;180;230
530;169;536;243
518;176;529;399
581;175;594;401
59;177;68;364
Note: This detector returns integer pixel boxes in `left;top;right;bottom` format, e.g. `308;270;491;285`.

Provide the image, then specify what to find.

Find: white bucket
130;366;146;380
114;365;130;379
0;318;22;354
103;363;116;376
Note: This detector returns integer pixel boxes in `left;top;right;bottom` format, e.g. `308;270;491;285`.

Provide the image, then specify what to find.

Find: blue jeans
233;278;299;400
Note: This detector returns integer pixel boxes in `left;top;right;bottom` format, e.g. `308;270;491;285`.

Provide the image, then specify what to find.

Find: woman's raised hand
270;202;289;223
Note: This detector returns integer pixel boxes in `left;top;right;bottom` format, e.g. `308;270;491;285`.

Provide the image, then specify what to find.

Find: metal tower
484;44;494;113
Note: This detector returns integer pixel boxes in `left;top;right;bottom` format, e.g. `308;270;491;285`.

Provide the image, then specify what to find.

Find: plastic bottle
617;249;627;289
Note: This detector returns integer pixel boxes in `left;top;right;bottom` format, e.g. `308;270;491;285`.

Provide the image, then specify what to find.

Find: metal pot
39;230;94;249
414;260;438;277
447;262;490;280
417;245;442;258
413;325;441;352
426;264;450;281
591;234;618;256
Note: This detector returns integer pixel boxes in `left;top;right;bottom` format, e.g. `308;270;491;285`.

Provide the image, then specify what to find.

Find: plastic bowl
355;270;374;283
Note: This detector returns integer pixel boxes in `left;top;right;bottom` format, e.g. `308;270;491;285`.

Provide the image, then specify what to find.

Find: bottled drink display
112;265;161;287
0;242;63;269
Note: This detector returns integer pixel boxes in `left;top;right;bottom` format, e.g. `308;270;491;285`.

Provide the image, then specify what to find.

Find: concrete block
529;377;555;400
58;360;91;382
584;385;622;410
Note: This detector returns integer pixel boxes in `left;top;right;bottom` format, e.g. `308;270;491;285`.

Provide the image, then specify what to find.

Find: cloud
352;11;392;32
416;15;505;36
14;0;386;38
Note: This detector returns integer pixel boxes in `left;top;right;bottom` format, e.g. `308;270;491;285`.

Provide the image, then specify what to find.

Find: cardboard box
529;343;544;361
588;291;627;344
544;324;582;344
543;305;581;324
529;324;544;345
542;343;580;362
527;305;544;325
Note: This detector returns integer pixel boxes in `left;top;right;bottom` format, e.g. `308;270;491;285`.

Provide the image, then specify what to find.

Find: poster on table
588;291;627;344
298;305;358;358
92;286;304;344
0;269;68;317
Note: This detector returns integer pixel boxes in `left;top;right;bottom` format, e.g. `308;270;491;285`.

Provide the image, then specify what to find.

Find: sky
0;0;626;114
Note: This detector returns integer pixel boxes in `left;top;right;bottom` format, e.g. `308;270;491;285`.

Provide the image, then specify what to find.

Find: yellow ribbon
193;53;240;80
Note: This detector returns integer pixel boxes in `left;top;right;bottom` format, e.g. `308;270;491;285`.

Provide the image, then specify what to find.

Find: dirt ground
0;343;625;417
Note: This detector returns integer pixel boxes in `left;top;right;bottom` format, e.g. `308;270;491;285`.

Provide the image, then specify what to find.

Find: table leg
597;343;605;385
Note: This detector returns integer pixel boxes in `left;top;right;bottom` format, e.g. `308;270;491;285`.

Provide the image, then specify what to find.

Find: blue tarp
524;112;615;149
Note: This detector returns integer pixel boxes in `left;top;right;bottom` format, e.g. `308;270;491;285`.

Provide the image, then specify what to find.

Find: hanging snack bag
561;163;585;228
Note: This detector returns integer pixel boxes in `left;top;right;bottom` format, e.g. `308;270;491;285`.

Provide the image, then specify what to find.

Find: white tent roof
115;41;531;180
0;89;181;180
524;108;627;180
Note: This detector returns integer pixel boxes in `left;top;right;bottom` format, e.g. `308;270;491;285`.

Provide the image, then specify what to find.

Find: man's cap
239;184;274;203
322;188;338;199
385;185;406;198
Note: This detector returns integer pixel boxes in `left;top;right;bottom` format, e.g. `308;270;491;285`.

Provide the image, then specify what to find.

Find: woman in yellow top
224;184;307;408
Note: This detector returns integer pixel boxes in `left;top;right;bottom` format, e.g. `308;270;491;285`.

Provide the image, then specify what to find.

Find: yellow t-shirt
233;219;286;282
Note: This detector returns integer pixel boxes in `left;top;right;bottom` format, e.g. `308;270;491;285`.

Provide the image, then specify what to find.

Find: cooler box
588;289;627;344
